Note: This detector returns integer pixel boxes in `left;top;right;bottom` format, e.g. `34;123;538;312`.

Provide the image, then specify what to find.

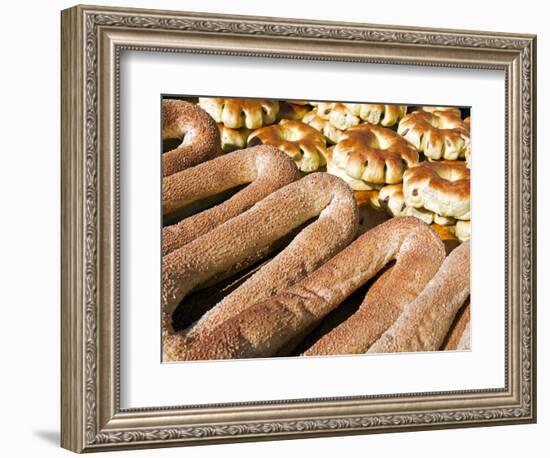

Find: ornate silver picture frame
61;4;536;452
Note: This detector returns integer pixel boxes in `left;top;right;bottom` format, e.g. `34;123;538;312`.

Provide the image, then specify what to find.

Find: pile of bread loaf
161;97;471;362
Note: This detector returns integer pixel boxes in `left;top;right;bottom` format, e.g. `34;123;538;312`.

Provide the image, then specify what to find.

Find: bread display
162;99;222;177
160;96;472;362
162;173;359;360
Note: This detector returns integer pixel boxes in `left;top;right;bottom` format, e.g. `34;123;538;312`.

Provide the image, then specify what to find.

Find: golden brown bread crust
421;106;462;117
378;183;458;227
313;102;407;129
354;190;382;210
162;173;359;360
343;103;407;127
403;161;470;220
277;102;312;121
442;300;470;350
198;98;279;129
368;240;470;353
431;223;458;242
302;109;344;144
247;119;328;172
456;322;471;350
378;183;406;217
316;102;360;130
179;217;445;360
162;145;300;255
162;99;222;177
303;218;445;356
397;110;470;161
217;124;251;152
455;220;471;242
328;124;419;190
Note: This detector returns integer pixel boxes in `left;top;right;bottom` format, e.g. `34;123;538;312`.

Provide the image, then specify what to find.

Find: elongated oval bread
368;240;470;353
162;99;222;177
441;300;470;350
163;173;359;360
180;217;445;360
162;145;300;255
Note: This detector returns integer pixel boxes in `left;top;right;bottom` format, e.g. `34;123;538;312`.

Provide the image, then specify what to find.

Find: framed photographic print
60;4;537;453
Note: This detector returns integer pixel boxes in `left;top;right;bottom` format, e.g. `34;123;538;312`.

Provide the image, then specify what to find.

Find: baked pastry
327;124;419;190
397;109;470;160
455;220;471;241
420;105;462;117
198;98;279;129
378;183;458;225
162;173;359;360
343;103;407;127
368;240;470;353
217;124;251;152
180;217;445;360
277;102;312;121
247;119;328;172
302;109;344;144
403;161;470;220
313;102;407;129
162;145;300;255
315;102;361;130
378;183;406;217
162;99;222;177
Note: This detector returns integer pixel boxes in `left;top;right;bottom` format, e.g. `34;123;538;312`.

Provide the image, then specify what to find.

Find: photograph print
161;97;471;362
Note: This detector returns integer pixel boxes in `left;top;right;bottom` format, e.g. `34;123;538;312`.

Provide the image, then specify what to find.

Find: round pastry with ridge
315;102;361;130
162;99;222;177
247;119;328;172
403;160;470;220
327;124;419;191
378;183;457;226
397;109;470;161
198;98;279;129
343;103;407;127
